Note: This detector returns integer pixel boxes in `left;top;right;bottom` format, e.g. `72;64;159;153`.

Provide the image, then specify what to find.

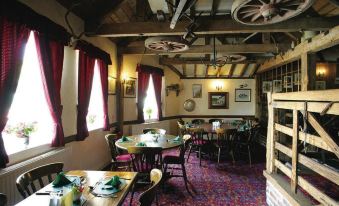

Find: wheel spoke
251;12;262;22
240;9;259;14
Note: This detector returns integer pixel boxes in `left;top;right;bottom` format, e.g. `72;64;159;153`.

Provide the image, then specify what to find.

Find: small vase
23;135;29;146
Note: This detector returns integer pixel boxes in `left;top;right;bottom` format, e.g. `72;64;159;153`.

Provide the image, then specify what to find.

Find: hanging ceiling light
205;36;225;70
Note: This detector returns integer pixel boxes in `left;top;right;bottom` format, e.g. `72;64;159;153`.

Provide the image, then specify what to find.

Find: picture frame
283;76;293;88
108;76;116;95
315;81;326;90
192;84;202;98
294;72;301;85
124;77;137;98
262;81;272;93
273;80;282;93
235;89;251;102
208;92;229;109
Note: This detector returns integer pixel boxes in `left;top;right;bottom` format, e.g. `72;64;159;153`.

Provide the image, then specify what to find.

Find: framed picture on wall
108;76;116;95
262;81;272;93
192;84;202;98
273;80;282;93
235;89;251;102
208;92;229;109
124;77;137;98
283;76;293;88
315;81;326;90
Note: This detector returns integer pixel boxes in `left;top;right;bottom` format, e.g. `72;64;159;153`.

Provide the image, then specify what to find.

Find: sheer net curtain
0;17;30;168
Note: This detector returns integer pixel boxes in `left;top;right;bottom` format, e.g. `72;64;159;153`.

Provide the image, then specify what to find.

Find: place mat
92;178;127;195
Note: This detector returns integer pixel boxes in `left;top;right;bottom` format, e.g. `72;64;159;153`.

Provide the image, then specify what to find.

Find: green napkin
105;176;121;188
52;172;72;187
120;136;131;142
135;142;146;146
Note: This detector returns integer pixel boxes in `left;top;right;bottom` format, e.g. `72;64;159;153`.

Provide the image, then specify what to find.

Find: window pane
143;75;158;121
2;32;54;155
87;60;104;130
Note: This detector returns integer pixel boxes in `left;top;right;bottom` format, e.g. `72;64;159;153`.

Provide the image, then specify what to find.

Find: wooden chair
215;128;237;166
105;134;132;171
0;193;6;206
209;118;223;124
186;128;207;166
191;119;205;125
177;122;187;137
163;135;192;193
16;162;63;198
142;128;166;135
138;169;163;206
127;147;163;205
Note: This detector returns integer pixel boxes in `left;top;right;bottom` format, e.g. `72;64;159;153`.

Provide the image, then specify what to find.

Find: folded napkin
52;172;72;187
105;176;121;188
135;142;146;146
118;136;132;142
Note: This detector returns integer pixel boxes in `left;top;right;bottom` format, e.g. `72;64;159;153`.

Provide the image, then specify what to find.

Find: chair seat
116;154;132;162
163;155;183;164
193;140;208;146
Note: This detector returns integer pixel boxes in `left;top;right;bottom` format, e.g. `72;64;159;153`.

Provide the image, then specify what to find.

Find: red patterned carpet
122;150;267;206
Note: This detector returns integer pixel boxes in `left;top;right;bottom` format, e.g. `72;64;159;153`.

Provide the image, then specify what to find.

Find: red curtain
98;59;109;130
34;32;65;147
152;73;163;120
76;51;95;141
137;65;150;123
0;17;30;168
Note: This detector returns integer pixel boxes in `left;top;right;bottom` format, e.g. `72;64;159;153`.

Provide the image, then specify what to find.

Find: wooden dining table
15;170;137;206
115;134;183;150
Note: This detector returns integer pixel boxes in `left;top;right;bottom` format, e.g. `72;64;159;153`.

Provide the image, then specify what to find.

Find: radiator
0;147;72;205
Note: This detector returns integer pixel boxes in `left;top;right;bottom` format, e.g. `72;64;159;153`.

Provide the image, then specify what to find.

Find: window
143;75;159;121
2;32;54;155
87;60;104;130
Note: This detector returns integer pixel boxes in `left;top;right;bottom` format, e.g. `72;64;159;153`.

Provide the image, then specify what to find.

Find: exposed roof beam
284;32;298;42
249;64;260;77
181;76;254;79
170;0;188;29
163;64;183;78
120;44;289;55
159;57;257;64
242;32;258;43
228;64;236;77
86;17;338;37
239;64;249;77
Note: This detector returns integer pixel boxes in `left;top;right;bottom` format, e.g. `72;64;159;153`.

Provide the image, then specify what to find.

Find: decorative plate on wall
183;99;196;112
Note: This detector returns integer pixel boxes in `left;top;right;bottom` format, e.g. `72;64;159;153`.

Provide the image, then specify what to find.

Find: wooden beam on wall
239;64;249;77
249;64;260;77
87;17;338;37
228;64;236;77
301;53;316;91
120;44;288;55
163;64;183;78
159;57;257;64
116;54;123;133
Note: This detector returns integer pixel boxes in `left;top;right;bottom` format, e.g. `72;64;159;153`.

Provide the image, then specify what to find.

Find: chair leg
155;191;159;206
217;147;221;166
230;149;235;166
129;183;135;206
248;146;252;167
187;144;193;163
181;163;190;194
199;147;202;166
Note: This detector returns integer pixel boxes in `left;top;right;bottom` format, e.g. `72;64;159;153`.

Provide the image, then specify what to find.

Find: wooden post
291;109;299;193
266;92;275;173
116;53;124;133
301;53;316;91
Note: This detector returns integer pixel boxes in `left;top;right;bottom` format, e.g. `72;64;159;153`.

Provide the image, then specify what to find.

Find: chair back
178;123;187;137
16;162;63;198
191;119;205;125
142;128;166;135
127;147;162;173
138;169;163;206
177;119;185;125
0;193;6;206
105;134;120;160
187;128;204;146
179;135;192;160
209;119;223;124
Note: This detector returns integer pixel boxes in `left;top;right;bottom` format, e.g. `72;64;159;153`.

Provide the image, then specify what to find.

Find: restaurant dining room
0;0;339;205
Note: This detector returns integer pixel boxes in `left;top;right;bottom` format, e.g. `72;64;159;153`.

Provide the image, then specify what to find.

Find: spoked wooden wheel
145;37;189;52
216;54;247;64
232;0;315;25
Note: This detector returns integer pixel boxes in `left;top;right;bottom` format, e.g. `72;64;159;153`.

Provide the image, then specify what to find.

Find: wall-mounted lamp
317;71;325;78
215;81;223;91
121;73;128;84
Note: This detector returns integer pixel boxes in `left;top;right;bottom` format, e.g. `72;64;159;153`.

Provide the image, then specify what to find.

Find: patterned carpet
122;149;267;206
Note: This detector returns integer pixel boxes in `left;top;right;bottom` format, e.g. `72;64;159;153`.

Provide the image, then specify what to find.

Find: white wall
179;78;256;121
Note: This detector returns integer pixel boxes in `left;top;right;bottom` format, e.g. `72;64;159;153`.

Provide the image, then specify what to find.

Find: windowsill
7;143;53;167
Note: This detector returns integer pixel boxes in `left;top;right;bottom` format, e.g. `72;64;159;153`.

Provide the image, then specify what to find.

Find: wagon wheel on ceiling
216;54;247;65
231;0;315;25
145;37;189;52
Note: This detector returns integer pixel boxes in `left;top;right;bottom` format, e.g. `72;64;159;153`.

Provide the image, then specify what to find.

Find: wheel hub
260;4;279;19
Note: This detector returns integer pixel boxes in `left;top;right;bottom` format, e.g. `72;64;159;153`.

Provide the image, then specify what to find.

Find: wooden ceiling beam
249;64;260;77
120;43;289;55
170;0;188;29
239;64;249;77
159;57;257;64
228;64;236;77
86;17;338;37
242;32;258;43
163;64;183;78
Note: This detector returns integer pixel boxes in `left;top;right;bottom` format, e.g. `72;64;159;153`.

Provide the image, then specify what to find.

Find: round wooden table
115;134;182;150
